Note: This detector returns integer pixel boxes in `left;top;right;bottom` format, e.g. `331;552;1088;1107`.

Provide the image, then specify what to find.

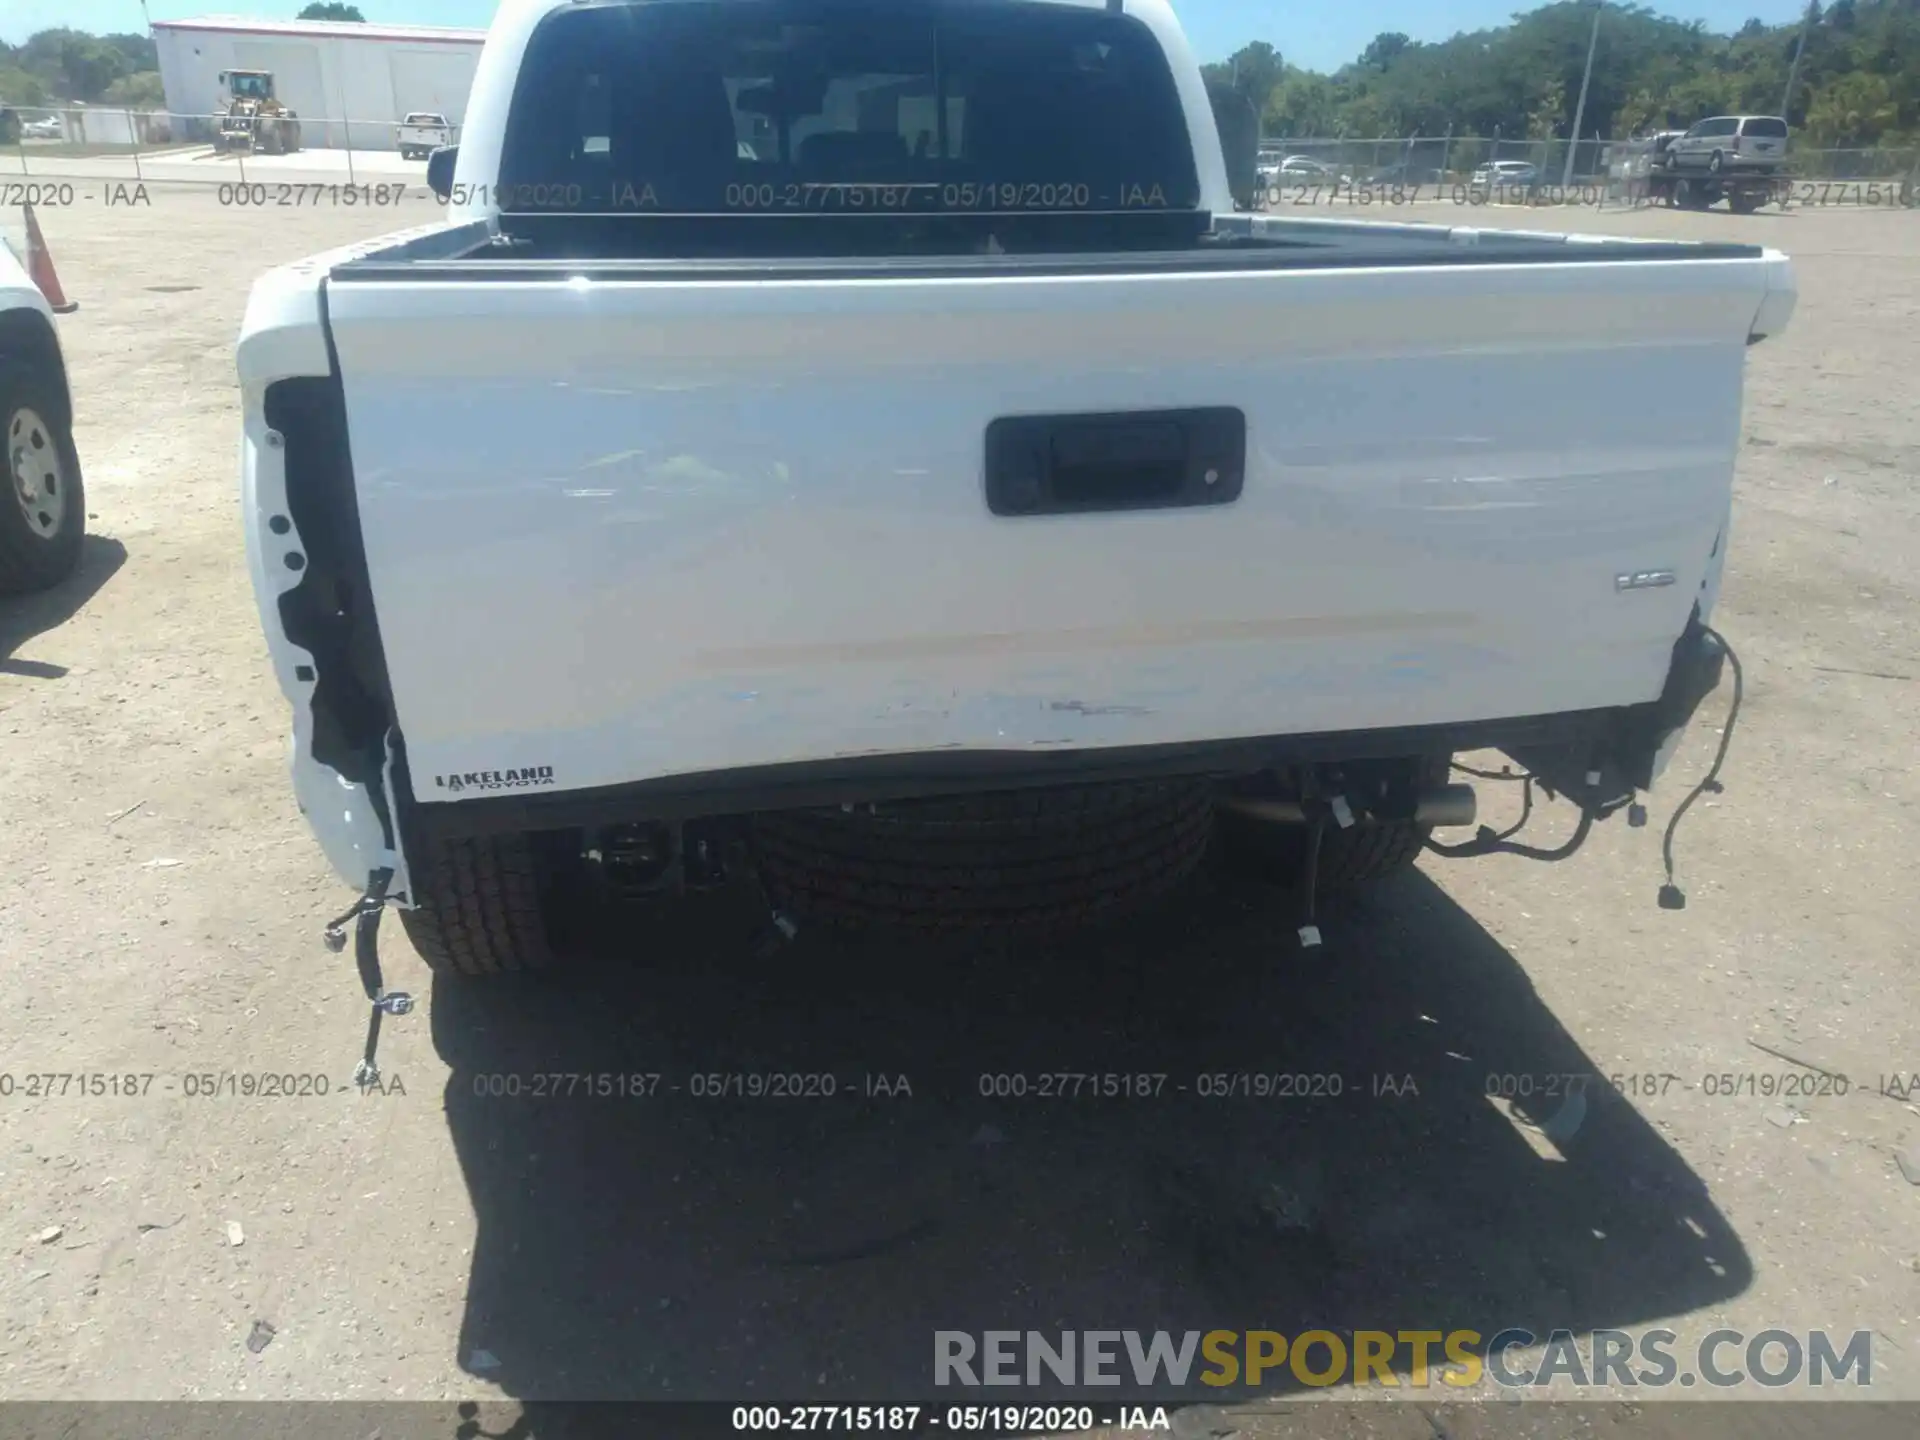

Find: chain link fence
1259;133;1919;195
0;104;460;186
4;103;1914;204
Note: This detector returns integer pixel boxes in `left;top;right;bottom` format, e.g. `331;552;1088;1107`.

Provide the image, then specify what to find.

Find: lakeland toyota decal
432;765;556;794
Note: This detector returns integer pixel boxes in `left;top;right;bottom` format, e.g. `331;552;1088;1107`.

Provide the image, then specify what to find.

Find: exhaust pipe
1219;783;1477;829
1414;783;1478;828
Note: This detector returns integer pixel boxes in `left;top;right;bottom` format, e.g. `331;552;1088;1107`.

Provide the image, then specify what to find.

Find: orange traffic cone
22;203;77;314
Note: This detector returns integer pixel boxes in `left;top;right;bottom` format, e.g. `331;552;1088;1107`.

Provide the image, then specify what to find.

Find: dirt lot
2;188;1917;1431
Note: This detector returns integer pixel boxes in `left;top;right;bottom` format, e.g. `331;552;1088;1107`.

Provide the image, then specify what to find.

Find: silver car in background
1664;116;1789;176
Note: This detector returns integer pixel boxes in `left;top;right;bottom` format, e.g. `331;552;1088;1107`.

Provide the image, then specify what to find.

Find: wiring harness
1424;626;1745;908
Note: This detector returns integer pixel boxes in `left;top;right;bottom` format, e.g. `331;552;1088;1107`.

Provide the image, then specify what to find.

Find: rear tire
0;362;86;596
1314;807;1436;887
752;780;1213;934
1729;189;1762;214
399;832;556;975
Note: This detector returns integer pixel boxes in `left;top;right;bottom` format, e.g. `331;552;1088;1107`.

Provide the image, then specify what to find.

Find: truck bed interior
333;210;1765;277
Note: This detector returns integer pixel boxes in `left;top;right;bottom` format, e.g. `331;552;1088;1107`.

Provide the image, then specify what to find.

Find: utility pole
1781;1;1815;121
1562;0;1603;188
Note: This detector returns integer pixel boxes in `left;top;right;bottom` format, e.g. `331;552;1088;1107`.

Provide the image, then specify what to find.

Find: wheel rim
8;406;66;541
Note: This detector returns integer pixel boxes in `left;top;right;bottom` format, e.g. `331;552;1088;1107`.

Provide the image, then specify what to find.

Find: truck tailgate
321;253;1782;801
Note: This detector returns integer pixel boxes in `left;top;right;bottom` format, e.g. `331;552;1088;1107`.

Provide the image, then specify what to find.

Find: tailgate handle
985;407;1245;517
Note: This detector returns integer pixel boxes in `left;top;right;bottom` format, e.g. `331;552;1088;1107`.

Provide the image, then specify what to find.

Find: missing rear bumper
402;710;1609;845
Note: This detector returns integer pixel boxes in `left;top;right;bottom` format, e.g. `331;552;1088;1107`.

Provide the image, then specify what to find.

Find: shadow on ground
428;858;1750;1403
0;534;126;673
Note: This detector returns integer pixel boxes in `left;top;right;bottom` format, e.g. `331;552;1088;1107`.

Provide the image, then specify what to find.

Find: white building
151;15;487;150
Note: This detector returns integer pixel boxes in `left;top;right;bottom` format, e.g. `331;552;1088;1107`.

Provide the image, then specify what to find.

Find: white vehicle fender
236;235;457;903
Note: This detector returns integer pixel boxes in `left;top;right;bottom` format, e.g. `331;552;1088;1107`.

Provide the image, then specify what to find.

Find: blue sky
7;1;1816;73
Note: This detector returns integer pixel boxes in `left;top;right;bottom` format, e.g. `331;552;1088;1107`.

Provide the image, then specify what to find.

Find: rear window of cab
496;0;1201;216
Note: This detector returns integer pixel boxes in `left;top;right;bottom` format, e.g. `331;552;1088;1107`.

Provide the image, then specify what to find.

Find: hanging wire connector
1296;805;1328;948
1656;626;1744;909
1424;757;1596;862
1425;802;1596;863
322;865;413;1090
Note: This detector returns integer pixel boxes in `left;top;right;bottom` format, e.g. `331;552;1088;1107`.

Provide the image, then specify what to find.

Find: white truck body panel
236;222;459;892
235;0;1797;894
0;230;55;323
320;250;1785;802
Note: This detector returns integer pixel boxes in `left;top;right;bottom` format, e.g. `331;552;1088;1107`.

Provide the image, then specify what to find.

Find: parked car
21;116;62;141
238;0;1794;989
1256;155;1350;195
396;112;452;160
1663;115;1789;177
1470;160;1539;191
0;225;85;593
1277;155;1342;180
1647;118;1788;213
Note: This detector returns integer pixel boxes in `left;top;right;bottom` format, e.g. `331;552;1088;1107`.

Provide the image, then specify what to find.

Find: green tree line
1204;0;1920;149
5;1;1913;151
0;30;160;108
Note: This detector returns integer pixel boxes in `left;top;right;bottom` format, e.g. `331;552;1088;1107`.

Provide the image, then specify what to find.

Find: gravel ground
1;188;1916;1433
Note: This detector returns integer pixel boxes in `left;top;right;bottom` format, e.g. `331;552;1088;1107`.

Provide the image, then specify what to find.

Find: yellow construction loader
214;71;303;156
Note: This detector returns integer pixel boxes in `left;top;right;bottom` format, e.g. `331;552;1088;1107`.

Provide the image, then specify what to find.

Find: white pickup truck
395;112;452;162
238;0;1794;992
1;226;84;594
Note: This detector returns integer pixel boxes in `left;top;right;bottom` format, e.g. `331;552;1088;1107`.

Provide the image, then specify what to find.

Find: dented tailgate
319;249;1788;802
